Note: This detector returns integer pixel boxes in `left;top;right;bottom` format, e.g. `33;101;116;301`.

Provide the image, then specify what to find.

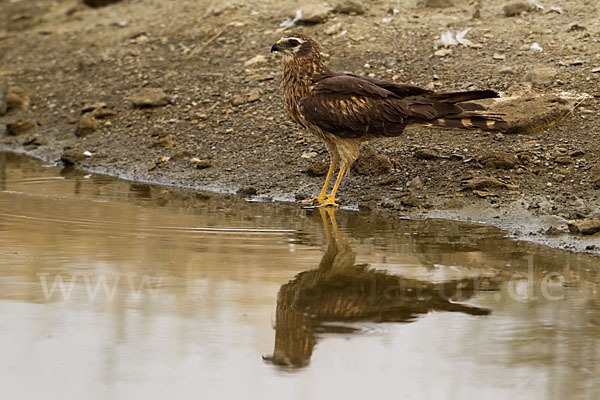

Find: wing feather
300;75;411;138
300;74;503;139
344;73;433;97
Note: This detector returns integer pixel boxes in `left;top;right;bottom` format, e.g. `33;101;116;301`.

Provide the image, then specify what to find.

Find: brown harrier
271;33;508;207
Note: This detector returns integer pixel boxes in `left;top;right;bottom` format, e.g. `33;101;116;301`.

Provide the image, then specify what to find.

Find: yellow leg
324;208;343;243
318;208;333;241
318;160;338;199
318;166;346;208
302;159;338;204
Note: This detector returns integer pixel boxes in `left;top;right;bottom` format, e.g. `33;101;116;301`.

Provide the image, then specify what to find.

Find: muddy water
0;152;598;400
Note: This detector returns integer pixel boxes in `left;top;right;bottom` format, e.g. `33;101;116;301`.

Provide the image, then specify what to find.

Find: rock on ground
7;118;36;136
489;95;574;134
231;95;245;106
306;160;329;176
480;152;519;169
190;158;211;169
324;22;343;36
61;149;84;165
152;135;175;148
567;23;586;32
420;0;454;8
300;5;332;24
400;195;423;207
526;67;558;88
503;2;530;17
462;176;505;190
353;147;392;176
407;176;424;191
130;88;170;108
75;116;101;137
6;90;27;111
333;1;365;15
414;148;442;160
554;156;573;165
236;187;258;196
567;220;600;235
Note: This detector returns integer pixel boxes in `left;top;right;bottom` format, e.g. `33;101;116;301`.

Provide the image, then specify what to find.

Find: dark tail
422;90;509;131
430;89;500;103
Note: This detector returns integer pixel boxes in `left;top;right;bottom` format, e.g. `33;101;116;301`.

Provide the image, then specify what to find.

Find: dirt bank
1;0;599;253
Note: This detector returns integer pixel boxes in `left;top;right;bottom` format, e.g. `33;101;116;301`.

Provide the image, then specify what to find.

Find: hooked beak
270;43;280;53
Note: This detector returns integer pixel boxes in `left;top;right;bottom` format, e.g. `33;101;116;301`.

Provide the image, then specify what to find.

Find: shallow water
0;152;598;400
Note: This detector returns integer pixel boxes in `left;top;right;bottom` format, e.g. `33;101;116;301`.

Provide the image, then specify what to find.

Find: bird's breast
282;75;312;126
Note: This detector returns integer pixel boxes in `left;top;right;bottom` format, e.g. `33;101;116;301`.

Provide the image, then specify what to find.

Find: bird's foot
300;194;338;207
301;195;326;206
316;195;339;208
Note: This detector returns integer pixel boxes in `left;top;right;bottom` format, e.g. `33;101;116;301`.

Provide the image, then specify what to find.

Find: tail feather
424;116;509;131
425;89;507;131
412;89;509;131
430;90;500;103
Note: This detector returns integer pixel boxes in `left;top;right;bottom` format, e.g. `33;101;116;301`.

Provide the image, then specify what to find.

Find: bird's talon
317;196;339;208
301;196;321;205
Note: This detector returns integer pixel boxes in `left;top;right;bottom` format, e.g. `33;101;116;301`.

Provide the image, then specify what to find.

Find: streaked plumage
271;33;508;207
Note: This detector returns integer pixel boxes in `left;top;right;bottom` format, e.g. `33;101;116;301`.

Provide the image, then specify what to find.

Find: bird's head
270;33;322;61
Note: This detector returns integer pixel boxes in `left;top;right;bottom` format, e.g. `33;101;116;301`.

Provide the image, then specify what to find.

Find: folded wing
299;74;506;139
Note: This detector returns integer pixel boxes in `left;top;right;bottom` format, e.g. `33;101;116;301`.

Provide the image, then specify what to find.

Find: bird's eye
288;39;301;47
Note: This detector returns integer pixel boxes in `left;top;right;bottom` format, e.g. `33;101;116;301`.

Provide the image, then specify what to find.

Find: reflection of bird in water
264;209;499;368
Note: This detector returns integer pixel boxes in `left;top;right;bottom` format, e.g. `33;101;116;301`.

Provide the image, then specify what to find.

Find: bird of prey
271;33;508;207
